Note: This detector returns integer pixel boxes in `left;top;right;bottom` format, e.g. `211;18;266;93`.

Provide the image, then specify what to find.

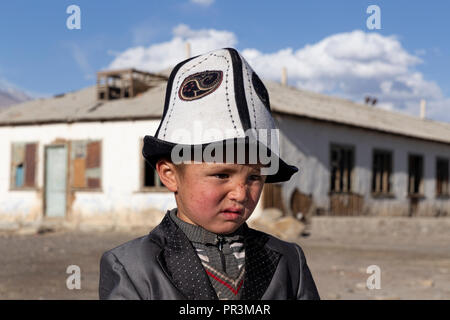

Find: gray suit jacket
99;211;320;300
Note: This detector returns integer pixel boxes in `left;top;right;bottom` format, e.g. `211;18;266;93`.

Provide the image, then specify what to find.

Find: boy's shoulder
101;219;167;261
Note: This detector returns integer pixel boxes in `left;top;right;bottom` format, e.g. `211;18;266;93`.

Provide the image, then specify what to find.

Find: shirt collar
169;208;245;245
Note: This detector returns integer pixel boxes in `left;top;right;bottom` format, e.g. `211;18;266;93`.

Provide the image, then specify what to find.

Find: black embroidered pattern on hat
179;70;223;101
251;72;270;111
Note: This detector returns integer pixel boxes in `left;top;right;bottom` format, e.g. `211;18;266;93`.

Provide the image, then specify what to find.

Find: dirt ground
0;219;449;300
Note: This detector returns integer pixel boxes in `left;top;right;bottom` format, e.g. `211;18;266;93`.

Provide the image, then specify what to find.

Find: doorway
44;145;68;218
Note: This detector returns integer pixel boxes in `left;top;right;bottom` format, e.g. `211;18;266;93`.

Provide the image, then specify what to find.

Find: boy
99;48;320;300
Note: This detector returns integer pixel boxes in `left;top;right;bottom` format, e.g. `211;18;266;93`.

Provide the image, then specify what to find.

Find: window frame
329;143;355;194
69;139;103;192
9;141;39;191
436;157;449;198
371;148;394;197
407;153;424;197
139;138;168;192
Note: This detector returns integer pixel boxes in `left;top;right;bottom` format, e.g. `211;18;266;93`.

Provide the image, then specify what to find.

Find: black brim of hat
142;135;298;183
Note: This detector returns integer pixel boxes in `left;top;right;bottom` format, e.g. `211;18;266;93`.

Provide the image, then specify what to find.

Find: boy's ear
155;159;178;192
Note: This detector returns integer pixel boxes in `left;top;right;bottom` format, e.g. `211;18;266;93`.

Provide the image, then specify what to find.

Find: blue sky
1;0;449;122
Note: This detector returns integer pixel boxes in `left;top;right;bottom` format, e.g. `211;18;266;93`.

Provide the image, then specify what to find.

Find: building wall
0;119;266;228
275;115;450;217
0;120;178;227
2;113;448;227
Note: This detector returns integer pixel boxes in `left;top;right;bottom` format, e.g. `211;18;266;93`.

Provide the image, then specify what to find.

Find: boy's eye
214;173;229;179
249;174;263;181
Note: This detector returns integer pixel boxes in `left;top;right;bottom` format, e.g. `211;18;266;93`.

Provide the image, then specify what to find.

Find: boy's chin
210;220;245;235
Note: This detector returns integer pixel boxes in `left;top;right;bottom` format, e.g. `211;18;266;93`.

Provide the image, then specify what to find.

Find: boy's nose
228;182;249;203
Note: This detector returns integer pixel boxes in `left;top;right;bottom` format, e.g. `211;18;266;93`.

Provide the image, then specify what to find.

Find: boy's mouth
220;207;244;219
221;207;244;214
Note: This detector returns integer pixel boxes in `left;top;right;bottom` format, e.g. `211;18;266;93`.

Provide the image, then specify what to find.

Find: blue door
45;145;68;217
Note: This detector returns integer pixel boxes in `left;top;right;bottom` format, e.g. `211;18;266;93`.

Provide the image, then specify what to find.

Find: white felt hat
142;48;298;183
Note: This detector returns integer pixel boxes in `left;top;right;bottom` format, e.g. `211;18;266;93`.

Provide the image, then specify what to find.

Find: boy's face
159;161;266;235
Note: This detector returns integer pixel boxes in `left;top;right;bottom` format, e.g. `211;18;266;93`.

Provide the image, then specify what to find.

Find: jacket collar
154;209;281;300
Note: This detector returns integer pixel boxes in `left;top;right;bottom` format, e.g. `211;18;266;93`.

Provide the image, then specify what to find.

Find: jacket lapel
158;213;218;300
154;212;281;300
241;228;281;300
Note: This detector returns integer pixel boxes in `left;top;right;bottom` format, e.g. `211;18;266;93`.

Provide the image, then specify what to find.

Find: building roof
265;80;450;145
0;82;166;124
1;72;450;145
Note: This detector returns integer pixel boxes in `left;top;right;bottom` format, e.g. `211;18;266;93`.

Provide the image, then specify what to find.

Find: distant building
0;68;449;230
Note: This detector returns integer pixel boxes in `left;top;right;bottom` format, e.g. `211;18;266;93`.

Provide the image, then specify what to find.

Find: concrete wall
0;119;265;229
2;113;448;229
275;115;450;217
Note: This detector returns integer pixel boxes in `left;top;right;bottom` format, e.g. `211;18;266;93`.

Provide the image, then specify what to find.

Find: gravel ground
0;222;449;300
299;236;450;300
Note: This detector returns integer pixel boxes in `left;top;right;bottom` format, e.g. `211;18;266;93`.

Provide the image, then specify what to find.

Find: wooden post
186;42;191;59
129;69;134;98
281;67;287;86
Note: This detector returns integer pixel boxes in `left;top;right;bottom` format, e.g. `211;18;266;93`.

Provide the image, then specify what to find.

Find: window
436;158;449;196
408;154;423;195
330;144;354;193
70;140;102;190
372;150;392;194
10;142;37;189
142;159;165;188
140;138;166;191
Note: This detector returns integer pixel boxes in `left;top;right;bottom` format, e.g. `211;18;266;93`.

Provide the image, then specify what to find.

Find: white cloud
108;26;450;123
190;0;214;6
108;24;236;72
242;30;449;122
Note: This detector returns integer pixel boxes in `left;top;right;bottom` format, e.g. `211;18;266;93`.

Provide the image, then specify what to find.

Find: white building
0;68;449;231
